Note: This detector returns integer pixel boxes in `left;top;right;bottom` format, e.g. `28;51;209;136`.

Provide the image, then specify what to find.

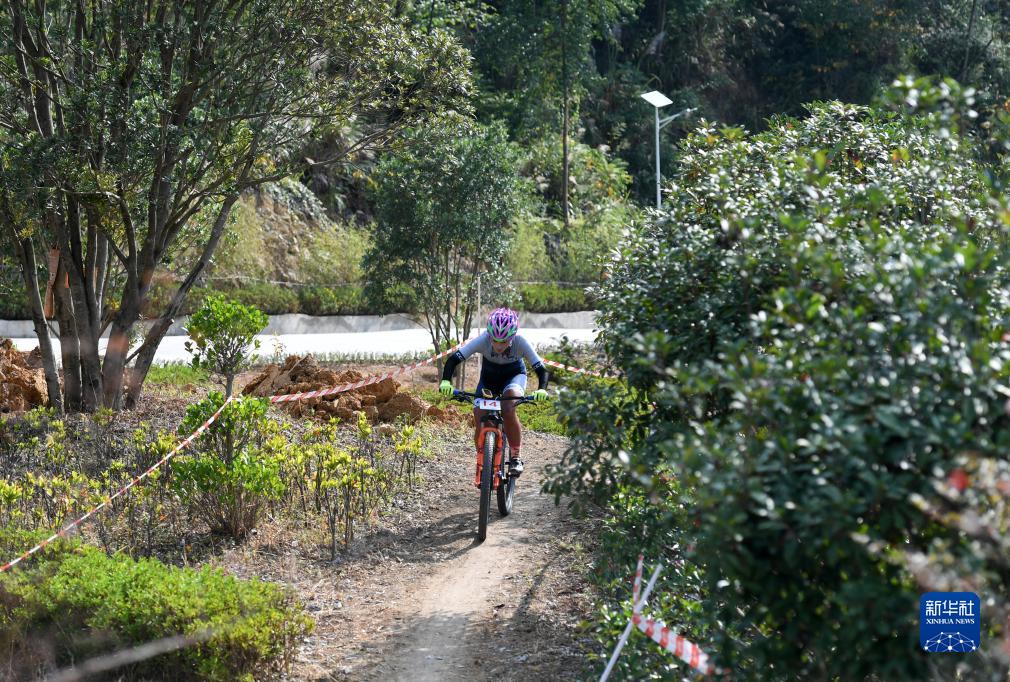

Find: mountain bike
450;390;536;542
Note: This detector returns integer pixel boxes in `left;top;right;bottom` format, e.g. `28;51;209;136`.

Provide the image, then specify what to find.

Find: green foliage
597;101;993;372
1;536;310;681
173;394;286;539
145;363;213;388
517;284;589;313
475;0;640;140
296;285;369;316
514;398;566;437
298;225;372;287
548;97;1010;679
300;414;398;559
522;136;633;217
185;296;269;397
364;122;526;346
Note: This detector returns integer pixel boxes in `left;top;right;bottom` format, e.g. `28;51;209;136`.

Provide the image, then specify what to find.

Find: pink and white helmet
487;308;519;342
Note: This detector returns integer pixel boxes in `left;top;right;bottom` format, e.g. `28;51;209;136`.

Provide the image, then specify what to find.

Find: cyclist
439;308;549;475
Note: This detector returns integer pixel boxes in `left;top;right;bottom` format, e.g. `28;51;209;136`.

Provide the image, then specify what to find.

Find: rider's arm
531;360;549;390
441;350;465;382
515;336;549;390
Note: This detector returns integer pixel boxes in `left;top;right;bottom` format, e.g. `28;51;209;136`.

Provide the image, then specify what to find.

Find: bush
548;94;1010;679
172;394;286;539
186;295;268;397
517;284;589;312
296;285;369;315
0;534;310;681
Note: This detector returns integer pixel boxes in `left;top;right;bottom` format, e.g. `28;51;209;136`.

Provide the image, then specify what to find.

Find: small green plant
172;393;286;539
393;423;423;489
185;295;269;397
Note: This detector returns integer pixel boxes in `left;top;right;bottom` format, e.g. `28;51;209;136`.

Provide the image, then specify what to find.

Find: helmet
487;308;519;342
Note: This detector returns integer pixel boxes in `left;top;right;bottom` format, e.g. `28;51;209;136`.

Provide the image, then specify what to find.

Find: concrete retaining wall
0;311;598;338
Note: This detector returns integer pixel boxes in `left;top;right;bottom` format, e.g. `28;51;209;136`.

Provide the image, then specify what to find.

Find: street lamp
640;90;695;209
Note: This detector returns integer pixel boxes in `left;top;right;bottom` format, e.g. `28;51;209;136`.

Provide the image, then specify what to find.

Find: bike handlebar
449;390;540;404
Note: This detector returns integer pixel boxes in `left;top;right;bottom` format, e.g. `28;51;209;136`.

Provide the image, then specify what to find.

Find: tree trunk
15;235;63;413
124;194;241;409
102;318;135;410
53;255;84;412
561;0;570;231
960;0;979;81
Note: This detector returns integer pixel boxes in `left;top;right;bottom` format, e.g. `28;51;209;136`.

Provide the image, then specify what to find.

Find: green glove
439;380;453;396
531;389;548;402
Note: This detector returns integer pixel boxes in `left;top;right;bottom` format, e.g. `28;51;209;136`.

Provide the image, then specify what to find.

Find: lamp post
640;90;695;209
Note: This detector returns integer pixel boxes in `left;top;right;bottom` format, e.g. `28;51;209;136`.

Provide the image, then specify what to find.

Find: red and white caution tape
542;359;612;378
0;342;616;574
0;341;472;574
0;396;234;573
601;554;721;679
632;612;716;675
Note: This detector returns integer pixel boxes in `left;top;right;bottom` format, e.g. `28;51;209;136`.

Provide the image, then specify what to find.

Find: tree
547;94;1010;678
475;0;638;226
363;122;524;364
185;296;268;399
0;0;471;412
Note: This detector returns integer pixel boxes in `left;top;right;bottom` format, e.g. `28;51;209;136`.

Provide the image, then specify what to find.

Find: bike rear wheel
497;440;515;516
478;431;494;542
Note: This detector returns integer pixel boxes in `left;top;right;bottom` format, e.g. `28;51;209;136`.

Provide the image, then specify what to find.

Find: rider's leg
502;374;526;457
473;407;483;450
472;375;487;450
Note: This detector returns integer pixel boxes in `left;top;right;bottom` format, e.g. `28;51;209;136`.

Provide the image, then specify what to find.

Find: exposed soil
242;356;473;425
0;339;47;413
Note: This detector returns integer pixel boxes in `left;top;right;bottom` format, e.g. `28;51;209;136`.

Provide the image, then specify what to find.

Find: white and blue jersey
441;331;549;397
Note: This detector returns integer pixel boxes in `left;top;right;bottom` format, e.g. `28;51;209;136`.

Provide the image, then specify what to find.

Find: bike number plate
475;398;501;410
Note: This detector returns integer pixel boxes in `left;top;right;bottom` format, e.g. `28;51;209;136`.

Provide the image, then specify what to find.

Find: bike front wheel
497;441;515;516
478;431;494;542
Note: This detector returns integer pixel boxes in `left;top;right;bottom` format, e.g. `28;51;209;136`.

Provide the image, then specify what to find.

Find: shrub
185;295;269;397
517;284;589;312
548;94;1010;679
218;283;299;315
172;394;286;539
296;285;368;315
1;534;310;681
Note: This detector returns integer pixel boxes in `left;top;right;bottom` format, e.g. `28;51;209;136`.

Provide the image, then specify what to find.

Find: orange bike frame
475;424;504;489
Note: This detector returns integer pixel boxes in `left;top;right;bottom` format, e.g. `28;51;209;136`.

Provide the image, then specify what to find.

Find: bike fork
475;426;503;488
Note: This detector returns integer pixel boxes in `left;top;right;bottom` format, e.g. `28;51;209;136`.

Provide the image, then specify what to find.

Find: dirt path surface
219;425;599;682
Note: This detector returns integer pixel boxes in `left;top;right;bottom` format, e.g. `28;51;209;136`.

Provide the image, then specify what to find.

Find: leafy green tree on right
547;80;1010;679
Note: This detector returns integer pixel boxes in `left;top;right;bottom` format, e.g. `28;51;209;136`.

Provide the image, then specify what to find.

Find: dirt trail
279;428;597;682
373;447;575;681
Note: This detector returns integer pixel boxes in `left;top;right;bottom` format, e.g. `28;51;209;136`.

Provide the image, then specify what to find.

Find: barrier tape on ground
0;341;614;574
0;341;468;573
0;396;234;573
601;554;722;680
541;359;612;378
631;612;716;675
